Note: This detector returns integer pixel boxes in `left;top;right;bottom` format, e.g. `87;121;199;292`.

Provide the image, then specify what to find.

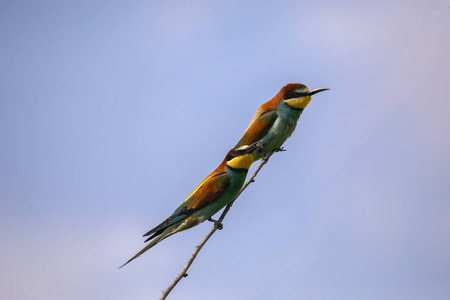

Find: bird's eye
234;151;239;156
284;91;305;100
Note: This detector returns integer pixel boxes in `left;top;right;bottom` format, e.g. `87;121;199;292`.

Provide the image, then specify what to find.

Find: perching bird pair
121;83;328;267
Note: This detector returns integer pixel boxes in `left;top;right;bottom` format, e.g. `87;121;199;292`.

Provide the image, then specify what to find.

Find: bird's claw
261;147;285;161
208;217;223;230
251;142;268;158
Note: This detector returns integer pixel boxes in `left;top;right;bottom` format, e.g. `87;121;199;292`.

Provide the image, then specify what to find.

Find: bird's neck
277;101;303;124
225;165;248;184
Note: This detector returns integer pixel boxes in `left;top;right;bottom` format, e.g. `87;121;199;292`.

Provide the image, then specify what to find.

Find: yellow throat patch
284;95;312;110
226;154;253;170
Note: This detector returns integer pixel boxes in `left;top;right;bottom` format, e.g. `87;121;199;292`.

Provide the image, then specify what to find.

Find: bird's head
282;83;329;110
225;144;259;170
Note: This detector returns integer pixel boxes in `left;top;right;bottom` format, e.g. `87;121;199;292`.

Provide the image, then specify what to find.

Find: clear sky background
1;1;449;300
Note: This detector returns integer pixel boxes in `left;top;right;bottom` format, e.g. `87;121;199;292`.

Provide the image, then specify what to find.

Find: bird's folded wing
143;171;230;239
185;171;230;210
235;109;278;148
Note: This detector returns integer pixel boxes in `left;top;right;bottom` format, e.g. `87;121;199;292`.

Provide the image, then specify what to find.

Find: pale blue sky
1;1;450;300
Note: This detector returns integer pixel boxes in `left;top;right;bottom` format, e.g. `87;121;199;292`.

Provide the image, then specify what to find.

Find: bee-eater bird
234;83;329;160
120;144;258;268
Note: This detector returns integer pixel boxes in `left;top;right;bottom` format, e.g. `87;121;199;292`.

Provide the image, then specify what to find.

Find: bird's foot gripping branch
207;217;223;230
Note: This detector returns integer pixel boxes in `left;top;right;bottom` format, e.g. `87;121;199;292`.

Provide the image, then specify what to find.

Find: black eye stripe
227;150;239;161
226;148;248;161
284;91;306;100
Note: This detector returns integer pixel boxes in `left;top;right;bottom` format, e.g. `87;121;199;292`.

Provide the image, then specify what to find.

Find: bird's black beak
306;88;330;95
245;142;261;154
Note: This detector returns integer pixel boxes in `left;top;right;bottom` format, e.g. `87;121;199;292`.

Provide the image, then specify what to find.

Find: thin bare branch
159;150;276;300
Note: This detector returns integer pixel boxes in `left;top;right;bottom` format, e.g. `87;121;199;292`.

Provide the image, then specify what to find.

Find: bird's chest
228;171;247;191
273;118;297;138
263;118;298;150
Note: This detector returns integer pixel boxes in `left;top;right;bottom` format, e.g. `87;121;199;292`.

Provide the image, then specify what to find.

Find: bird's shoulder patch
187;172;230;210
